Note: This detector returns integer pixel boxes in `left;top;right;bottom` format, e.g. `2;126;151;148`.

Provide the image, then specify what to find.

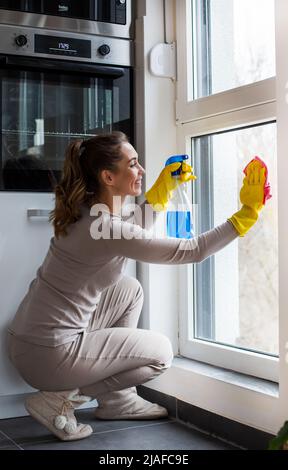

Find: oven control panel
0;24;132;67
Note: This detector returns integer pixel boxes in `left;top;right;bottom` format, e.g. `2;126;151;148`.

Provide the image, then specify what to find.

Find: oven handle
0;55;125;78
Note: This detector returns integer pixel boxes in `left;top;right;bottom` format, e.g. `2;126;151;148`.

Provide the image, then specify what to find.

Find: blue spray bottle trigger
165;155;189;176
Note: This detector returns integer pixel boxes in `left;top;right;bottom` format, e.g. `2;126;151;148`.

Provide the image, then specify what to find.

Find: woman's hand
240;161;265;211
228;159;268;237
145;160;197;211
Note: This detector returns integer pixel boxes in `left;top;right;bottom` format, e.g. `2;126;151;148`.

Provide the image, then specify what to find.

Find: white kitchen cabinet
0;192;136;417
0;193;55;399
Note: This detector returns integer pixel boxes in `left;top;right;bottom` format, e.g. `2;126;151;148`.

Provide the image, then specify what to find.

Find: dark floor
0;408;239;450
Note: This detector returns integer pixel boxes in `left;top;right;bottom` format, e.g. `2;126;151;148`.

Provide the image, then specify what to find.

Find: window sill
171;356;278;397
144;355;280;434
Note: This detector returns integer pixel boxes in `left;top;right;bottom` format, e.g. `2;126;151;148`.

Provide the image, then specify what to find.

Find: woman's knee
127;276;143;295
121;276;144;305
149;332;174;369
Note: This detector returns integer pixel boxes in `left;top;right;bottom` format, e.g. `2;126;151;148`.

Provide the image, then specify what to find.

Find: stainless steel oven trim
0;55;126;78
0;24;133;67
0;1;134;39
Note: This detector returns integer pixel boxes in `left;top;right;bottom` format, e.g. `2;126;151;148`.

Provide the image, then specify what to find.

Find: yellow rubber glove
145;161;197;211
228;161;266;237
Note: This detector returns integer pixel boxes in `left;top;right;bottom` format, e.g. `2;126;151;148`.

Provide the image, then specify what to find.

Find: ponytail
49;140;87;238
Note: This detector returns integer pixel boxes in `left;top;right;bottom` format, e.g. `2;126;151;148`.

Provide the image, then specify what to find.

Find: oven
0;23;133;192
0;0;132;38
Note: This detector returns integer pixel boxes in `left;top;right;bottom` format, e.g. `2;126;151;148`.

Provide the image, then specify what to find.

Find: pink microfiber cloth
243;156;272;205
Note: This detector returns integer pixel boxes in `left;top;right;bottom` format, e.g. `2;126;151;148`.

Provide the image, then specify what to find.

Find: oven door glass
0;1;92;17
42;1;94;20
0;1;41;14
0;63;132;192
0;1;126;24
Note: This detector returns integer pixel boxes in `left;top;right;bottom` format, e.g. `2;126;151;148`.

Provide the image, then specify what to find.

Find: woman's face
104;142;145;197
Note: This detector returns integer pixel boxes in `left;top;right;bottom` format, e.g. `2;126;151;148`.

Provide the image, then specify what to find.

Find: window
192;122;278;355
176;0;278;380
192;0;276;99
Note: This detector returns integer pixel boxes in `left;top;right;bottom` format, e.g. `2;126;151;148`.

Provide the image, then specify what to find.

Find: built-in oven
0;23;133;192
0;0;132;38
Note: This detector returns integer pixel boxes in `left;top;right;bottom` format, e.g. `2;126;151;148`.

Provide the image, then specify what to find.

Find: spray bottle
165;155;194;239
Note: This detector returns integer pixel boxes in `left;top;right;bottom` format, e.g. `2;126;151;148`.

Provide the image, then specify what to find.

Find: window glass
192;122;278;356
192;0;276;98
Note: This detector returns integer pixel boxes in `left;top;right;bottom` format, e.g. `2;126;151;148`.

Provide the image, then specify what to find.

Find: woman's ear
100;169;114;186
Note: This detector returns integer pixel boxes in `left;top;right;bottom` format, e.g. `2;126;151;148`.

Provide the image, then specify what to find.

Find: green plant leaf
268;421;288;450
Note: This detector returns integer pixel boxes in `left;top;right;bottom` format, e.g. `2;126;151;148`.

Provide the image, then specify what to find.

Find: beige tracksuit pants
7;276;174;399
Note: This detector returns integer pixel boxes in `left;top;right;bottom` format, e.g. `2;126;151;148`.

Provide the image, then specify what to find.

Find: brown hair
49;131;128;239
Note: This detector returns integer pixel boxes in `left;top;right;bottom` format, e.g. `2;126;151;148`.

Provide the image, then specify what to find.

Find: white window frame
176;0;276;124
176;0;278;381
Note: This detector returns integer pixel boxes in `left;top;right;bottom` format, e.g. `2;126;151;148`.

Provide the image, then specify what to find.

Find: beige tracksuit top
8;201;239;346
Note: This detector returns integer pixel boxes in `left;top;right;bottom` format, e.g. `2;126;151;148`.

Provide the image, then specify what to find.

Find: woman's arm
101;218;239;265
106;158;268;264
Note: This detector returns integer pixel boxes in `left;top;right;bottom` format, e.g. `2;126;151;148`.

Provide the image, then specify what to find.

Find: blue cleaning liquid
166;211;194;239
